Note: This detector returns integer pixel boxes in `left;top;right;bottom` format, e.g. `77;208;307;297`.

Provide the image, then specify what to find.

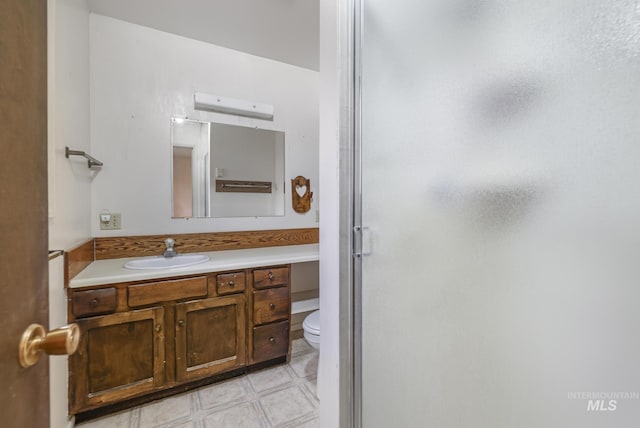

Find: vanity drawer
253;321;289;362
72;288;117;318
253;267;289;289
253;287;289;325
128;276;207;308
216;272;245;295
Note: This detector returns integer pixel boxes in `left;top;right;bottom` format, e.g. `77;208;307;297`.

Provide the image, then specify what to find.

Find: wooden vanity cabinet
68;265;291;415
68;274;241;413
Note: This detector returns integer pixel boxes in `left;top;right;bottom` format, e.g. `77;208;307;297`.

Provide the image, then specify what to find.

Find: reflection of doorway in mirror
173;147;193;217
171;118;211;218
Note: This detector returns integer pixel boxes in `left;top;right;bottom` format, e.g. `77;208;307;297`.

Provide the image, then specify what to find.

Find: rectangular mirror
171;118;285;218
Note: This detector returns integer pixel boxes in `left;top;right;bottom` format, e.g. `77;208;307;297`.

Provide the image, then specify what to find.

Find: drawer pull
269;337;276;343
217;272;245;295
155;324;162;332
253;267;288;289
178;320;185;327
89;299;99;307
269;303;276;310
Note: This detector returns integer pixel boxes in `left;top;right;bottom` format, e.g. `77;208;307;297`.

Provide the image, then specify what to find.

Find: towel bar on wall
65;146;103;168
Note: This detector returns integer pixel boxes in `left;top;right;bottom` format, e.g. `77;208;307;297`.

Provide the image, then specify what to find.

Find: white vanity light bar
194;92;274;120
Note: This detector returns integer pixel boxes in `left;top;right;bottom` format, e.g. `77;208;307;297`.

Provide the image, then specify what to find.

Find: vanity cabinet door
175;295;246;382
69;307;165;414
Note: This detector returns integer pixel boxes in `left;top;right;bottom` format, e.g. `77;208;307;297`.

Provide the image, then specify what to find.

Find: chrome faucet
163;238;177;258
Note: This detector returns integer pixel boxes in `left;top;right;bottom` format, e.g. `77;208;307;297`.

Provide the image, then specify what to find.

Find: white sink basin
123;254;210;270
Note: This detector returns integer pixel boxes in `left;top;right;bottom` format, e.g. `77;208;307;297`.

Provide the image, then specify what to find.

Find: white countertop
69;244;319;288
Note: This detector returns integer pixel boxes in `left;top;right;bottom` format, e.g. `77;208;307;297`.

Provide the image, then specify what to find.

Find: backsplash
64;227;319;285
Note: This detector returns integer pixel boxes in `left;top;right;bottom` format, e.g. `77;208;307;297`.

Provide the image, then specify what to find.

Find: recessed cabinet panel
88;319;154;393
187;305;236;366
253;267;289;289
69;307;165;413
175;295;246;382
253;287;289;325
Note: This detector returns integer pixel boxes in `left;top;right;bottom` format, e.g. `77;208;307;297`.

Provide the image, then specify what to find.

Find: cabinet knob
155;324;162;332
89;299;99;307
269;303;275;310
268;271;274;281
228;281;235;287
178;320;185;327
269;337;275;343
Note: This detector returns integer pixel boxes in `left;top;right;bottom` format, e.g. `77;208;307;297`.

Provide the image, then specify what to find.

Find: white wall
48;0;92;251
49;254;70;428
48;1;91;427
90;14;319;236
318;0;341;427
87;0;320;71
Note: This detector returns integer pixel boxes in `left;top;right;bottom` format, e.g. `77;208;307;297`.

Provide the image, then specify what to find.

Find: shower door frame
331;0;363;425
344;0;364;427
329;0;368;425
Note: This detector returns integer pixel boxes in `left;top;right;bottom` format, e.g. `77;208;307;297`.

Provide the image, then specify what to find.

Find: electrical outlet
99;213;121;230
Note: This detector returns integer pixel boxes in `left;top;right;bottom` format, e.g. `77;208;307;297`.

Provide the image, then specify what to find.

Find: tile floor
77;339;319;428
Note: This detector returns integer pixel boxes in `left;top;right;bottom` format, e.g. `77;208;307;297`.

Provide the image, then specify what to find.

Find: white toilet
302;310;320;350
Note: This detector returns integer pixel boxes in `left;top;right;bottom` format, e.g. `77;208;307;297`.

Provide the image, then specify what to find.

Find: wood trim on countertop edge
65;228;319;286
64;239;95;287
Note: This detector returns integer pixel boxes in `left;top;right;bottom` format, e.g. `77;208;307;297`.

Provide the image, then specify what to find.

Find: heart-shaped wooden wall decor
291;175;313;213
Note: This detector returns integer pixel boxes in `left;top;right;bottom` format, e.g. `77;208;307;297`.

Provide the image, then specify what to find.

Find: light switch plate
100;213;121;230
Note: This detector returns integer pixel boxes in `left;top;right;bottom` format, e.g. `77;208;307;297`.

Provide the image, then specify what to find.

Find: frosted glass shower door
358;1;640;427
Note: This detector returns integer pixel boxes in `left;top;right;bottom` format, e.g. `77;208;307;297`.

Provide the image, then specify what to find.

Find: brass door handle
19;323;80;368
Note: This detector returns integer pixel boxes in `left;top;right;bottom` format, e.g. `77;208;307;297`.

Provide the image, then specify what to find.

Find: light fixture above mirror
194;92;274;120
